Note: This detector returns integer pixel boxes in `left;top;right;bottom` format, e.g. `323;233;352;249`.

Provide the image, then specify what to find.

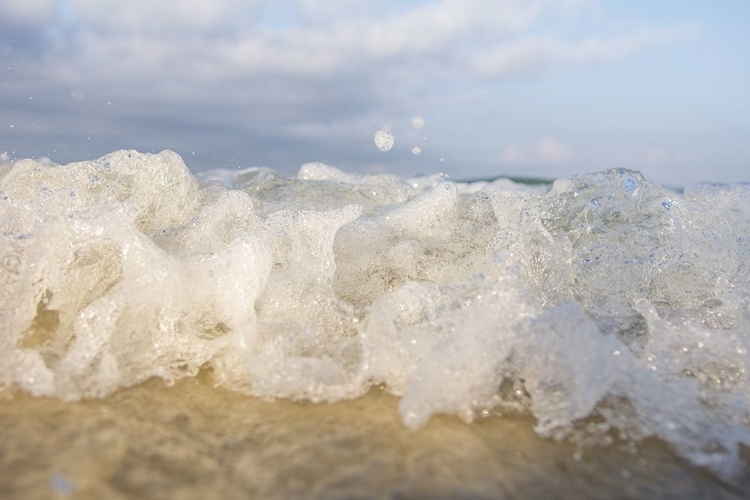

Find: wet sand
0;375;747;500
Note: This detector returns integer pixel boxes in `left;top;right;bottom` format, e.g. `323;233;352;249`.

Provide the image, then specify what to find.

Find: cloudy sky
1;0;748;184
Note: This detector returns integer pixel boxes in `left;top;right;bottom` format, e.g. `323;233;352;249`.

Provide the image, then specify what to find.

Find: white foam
1;152;749;478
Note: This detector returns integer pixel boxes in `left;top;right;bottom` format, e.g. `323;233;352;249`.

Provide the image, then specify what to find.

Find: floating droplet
411;146;422;156
374;129;394;152
412;116;425;130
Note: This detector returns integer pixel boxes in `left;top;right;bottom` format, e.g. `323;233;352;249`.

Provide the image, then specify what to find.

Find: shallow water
1;150;749;496
0;376;747;500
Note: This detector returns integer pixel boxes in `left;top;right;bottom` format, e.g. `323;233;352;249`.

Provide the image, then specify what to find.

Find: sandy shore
0;375;747;499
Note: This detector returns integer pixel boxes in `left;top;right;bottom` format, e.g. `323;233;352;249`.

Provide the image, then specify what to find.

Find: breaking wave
1;150;748;477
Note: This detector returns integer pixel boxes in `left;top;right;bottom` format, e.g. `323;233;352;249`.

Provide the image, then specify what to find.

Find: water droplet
374;129;394;151
411;146;421;155
411;116;425;130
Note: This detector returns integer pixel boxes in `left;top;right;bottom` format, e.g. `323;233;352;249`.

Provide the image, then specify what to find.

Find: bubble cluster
373;129;394;151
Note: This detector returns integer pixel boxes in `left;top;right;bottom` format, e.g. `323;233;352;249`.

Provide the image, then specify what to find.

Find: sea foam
1;150;748;477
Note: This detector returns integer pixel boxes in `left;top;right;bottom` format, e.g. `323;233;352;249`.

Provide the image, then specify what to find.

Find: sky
0;0;748;184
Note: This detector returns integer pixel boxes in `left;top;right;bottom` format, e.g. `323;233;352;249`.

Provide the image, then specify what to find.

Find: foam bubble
374;129;394;151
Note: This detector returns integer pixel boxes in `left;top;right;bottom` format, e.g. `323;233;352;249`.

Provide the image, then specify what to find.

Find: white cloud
26;0;548;83
68;0;249;35
471;24;697;78
0;0;56;24
13;0;695;89
359;0;543;58
537;137;571;163
502;145;527;163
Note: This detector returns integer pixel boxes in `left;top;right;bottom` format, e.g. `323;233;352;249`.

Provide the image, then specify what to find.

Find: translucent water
0;378;740;499
1;150;748;480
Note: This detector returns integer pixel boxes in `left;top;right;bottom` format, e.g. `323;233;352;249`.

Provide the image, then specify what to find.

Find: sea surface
1;150;749;498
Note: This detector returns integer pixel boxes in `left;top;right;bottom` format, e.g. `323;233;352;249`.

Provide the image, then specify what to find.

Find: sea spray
1;150;748;478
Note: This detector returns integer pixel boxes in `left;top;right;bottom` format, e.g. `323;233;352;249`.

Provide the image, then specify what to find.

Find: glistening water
1;150;748;498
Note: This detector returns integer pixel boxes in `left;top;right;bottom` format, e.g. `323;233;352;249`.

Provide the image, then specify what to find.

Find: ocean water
1;150;749;498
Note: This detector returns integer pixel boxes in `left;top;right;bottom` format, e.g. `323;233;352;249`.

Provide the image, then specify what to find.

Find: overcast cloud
1;0;748;183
